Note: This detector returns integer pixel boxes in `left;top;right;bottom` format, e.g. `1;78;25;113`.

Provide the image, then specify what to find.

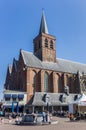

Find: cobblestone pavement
0;116;86;130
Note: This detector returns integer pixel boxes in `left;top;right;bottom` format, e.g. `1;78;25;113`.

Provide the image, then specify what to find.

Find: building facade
4;11;86;113
2;90;27;113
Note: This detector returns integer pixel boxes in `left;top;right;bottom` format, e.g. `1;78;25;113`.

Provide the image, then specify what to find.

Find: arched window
44;72;48;92
45;39;48;47
50;40;53;49
32;71;36;93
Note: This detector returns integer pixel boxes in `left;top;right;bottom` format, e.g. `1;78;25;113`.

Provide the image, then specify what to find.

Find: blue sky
0;0;86;100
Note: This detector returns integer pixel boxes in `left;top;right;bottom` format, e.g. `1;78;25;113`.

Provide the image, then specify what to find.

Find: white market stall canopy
69;93;86;113
74;93;86;106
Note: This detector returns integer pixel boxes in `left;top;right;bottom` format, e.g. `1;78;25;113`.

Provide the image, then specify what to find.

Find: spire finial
42;8;44;11
39;10;49;34
42;8;44;14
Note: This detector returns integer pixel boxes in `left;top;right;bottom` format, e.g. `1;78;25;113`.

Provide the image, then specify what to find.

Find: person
50;113;52;123
69;113;74;121
8;115;12;123
1;117;4;124
46;112;51;123
42;111;46;122
15;116;19;124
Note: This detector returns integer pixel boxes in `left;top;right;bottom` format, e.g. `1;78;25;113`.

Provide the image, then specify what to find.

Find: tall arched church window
44;72;48;92
50;40;53;49
45;39;48;47
32;71;36;93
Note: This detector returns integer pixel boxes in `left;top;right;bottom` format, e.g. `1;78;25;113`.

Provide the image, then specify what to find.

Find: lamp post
47;102;49;112
46;94;50;112
64;86;69;95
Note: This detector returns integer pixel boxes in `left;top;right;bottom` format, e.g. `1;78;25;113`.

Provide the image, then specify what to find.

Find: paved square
0;117;86;130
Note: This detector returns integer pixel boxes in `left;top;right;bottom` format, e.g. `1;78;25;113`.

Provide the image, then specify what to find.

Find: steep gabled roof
4;65;12;87
12;58;18;72
21;49;86;74
8;65;12;75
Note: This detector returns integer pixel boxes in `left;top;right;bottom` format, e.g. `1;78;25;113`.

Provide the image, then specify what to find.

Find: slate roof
39;10;49;34
21;50;86;74
27;92;81;106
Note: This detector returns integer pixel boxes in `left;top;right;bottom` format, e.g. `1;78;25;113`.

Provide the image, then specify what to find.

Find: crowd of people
0;111;52;125
0;113;22;124
2;109;86;125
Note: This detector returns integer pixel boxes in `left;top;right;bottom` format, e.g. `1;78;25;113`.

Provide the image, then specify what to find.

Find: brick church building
4;11;86;113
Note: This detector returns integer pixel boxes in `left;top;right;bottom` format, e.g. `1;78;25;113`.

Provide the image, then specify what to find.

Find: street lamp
46;94;50;112
64;86;69;95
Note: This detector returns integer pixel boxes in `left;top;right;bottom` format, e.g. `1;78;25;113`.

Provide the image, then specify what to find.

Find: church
4;11;86;113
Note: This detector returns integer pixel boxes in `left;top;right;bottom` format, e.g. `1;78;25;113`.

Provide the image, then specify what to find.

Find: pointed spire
39;10;49;34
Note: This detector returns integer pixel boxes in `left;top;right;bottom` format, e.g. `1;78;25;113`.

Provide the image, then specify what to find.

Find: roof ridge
57;58;86;66
21;50;33;54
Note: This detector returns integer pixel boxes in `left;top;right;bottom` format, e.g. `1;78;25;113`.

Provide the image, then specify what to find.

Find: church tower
33;10;56;62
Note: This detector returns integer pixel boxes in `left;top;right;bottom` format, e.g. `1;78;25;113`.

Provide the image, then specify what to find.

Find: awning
18;94;24;99
12;94;18;99
4;94;11;99
3;105;12;108
3;105;24;108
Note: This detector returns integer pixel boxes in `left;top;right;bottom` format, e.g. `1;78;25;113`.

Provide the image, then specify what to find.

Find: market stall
68;93;86;120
